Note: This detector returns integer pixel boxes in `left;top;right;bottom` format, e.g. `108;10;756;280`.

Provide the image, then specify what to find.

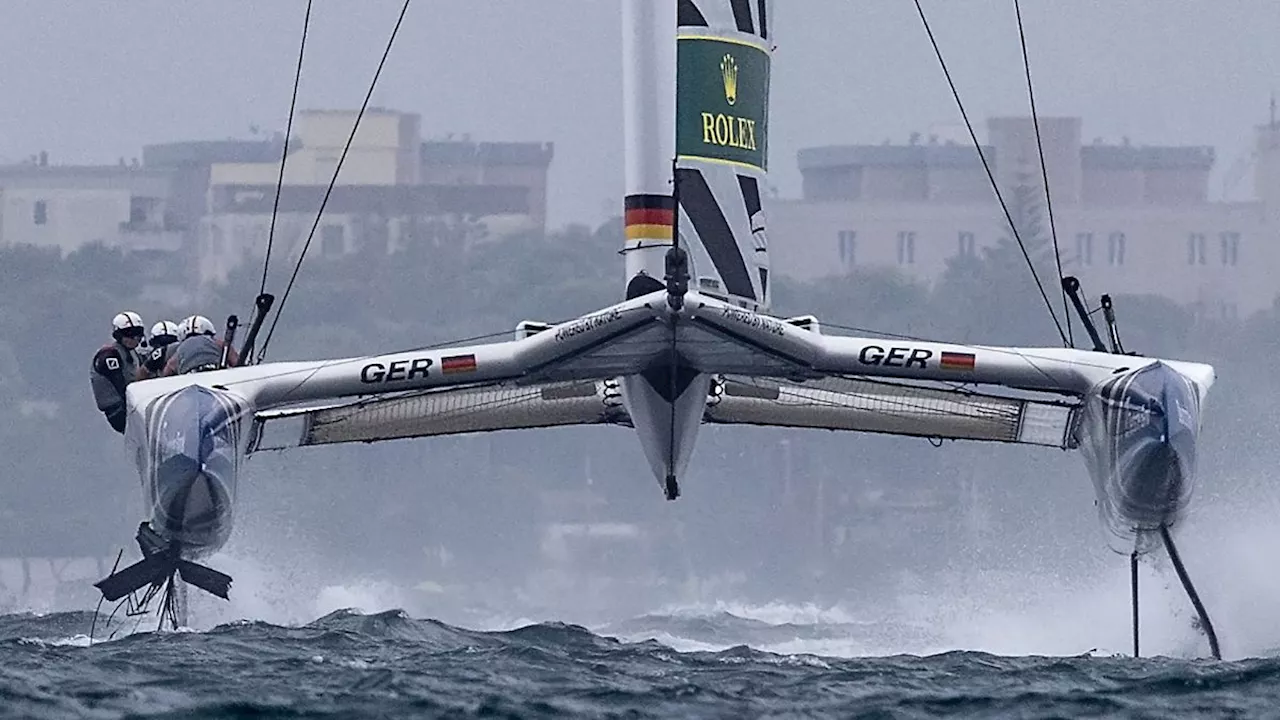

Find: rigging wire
911;0;1069;347
258;0;413;363
259;0;313;298
88;548;124;645
1014;0;1072;349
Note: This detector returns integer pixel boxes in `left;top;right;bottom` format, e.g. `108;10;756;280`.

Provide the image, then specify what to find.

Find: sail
675;0;773;310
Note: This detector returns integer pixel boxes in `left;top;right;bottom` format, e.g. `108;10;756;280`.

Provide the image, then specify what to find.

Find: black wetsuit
90;341;140;433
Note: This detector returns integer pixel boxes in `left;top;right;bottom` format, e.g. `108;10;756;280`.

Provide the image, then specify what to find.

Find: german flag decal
939;351;976;370
441;354;477;374
624;194;675;242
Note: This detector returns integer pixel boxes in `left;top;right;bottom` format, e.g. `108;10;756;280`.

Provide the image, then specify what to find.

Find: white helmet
180;315;217;339
112;311;145;341
150;320;181;346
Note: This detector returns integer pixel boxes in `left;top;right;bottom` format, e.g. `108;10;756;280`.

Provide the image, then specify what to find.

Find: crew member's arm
162;352;180;377
91;347;129;433
138;346;167;380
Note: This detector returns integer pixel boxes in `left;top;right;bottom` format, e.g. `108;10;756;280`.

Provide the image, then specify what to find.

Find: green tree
772;266;934;339
932;168;1070;347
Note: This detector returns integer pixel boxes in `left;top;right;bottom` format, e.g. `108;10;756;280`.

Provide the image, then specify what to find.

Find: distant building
199;109;554;286
770;116;1280;318
420;138;554;231
0;142;276;304
0;155;184;257
0;107;554;295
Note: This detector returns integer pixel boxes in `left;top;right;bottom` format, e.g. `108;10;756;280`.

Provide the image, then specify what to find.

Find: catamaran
93;0;1222;659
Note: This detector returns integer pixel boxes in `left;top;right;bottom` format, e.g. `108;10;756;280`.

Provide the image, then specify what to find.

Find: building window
837;230;856;267
896;231;916;265
129;196;148;225
1187;233;1206;265
1075;232;1093;266
957;231;976;257
1108;232;1126;266
33;200;47;225
321;224;345;256
1220;231;1240;266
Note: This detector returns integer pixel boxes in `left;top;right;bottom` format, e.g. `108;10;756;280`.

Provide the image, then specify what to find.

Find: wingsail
675;0;773;310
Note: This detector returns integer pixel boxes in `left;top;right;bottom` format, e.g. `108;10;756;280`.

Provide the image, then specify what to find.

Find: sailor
164;315;239;376
138;320;181;380
90;311;146;433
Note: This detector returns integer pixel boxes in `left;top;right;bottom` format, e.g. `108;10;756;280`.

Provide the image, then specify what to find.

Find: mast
621;0;678;299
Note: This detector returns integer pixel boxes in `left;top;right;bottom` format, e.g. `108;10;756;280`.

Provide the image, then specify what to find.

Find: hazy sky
3;1;1278;228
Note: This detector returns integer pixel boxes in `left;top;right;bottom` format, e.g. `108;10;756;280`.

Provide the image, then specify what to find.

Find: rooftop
142;140;287;167
799;138;1215;172
421;140;554;167
0;162;174;180
798;144;988;171
1080;144;1214;170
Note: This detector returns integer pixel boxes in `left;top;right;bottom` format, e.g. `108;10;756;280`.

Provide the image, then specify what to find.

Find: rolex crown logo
720;53;738;106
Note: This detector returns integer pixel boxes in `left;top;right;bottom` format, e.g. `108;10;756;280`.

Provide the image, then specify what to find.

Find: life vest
90;341;140;433
172;335;231;375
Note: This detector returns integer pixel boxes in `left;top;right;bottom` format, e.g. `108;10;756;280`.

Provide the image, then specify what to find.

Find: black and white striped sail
621;0;773;308
675;0;773;310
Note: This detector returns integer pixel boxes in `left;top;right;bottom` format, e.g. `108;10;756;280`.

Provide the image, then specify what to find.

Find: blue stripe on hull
143;384;245;559
1079;361;1200;546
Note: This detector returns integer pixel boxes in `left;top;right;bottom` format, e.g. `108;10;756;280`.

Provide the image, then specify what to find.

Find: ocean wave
2;609;1278;718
